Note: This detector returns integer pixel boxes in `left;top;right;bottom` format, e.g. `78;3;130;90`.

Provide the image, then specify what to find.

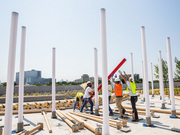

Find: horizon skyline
0;1;180;83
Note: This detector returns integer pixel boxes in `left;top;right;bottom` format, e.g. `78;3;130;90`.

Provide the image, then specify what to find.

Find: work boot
109;113;113;116
90;112;94;114
131;119;139;122
122;108;126;115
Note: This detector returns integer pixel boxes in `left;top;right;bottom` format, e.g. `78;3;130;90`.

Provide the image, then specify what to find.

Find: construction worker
108;80;114;116
73;92;88;112
80;81;94;114
119;70;139;122
110;76;125;118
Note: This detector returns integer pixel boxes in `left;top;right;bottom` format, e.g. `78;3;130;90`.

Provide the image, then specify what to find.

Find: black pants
131;96;138;120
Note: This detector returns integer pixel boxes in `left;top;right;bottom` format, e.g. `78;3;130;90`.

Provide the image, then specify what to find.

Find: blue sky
0;0;180;82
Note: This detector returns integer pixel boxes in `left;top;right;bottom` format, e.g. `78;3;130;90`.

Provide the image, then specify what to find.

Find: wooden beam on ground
16;132;23;135
113;108;153;115
175;96;180;100
66;113;102;135
41;110;52;133
99;106;180;115
21;123;43;135
56;110;79;132
78;112;127;127
70;112;122;129
122;106;180;115
57;110;84;129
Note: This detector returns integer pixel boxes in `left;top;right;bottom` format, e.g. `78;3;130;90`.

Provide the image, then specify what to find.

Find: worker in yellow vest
119;70;139;122
110;76;125;118
73;92;88;112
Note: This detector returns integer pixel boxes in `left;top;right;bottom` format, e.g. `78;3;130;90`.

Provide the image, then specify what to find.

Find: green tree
2;83;6;87
154;59;168;92
175;57;180;80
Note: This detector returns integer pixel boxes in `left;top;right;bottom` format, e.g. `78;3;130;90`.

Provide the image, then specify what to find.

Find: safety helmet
115;78;120;82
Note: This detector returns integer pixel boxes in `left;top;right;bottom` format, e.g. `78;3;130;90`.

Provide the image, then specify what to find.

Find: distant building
74;79;82;83
74;74;102;83
81;74;89;82
89;77;102;82
16;69;52;84
134;74;140;81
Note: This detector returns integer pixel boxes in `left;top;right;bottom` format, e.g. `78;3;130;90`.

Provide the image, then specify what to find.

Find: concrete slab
0;95;179;135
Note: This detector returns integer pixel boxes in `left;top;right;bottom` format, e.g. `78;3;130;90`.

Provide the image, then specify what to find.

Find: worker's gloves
118;70;122;74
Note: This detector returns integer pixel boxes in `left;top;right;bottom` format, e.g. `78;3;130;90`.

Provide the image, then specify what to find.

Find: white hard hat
129;77;133;81
87;81;92;84
115;78;120;82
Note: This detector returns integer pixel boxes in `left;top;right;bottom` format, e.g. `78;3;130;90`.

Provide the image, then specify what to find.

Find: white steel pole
17;26;26;132
151;63;154;97
94;48;99;115
141;26;151;125
52;48;57;118
130;53;134;81
166;37;176;116
4;12;19;135
158;51;165;108
100;8;110;135
142;61;145;102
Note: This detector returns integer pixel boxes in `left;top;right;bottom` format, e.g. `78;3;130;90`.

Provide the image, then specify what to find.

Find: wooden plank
77;112;127;127
21;123;43;135
58;111;84;130
66;113;102;135
41;111;52;133
99;106;180;115
70;112;122;129
56;110;79;132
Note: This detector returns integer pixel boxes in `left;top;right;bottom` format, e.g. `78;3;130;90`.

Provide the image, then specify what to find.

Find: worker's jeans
73;97;88;110
115;96;124;116
109;96;113;114
80;98;93;112
131;96;138;120
73;97;78;110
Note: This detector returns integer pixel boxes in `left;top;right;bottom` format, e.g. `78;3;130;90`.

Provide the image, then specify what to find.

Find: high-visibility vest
75;92;83;101
109;85;114;94
115;84;122;96
127;82;136;94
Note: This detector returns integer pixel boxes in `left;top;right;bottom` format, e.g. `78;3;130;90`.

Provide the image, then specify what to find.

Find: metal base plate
171;128;180;133
120;127;131;133
110;116;119;120
152;115;160;118
143;123;155;127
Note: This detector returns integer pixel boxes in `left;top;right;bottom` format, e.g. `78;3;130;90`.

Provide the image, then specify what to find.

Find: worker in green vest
73;92;88;112
119;70;139;122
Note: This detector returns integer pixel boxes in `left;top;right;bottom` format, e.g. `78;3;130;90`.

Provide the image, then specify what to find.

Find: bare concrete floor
1;95;180;135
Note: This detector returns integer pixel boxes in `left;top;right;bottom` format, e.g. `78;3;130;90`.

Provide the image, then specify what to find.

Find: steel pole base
143;117;154;127
51;111;57;119
17;122;24;132
143;98;145;102
95;109;100;116
161;103;165;109
170;110;177;118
